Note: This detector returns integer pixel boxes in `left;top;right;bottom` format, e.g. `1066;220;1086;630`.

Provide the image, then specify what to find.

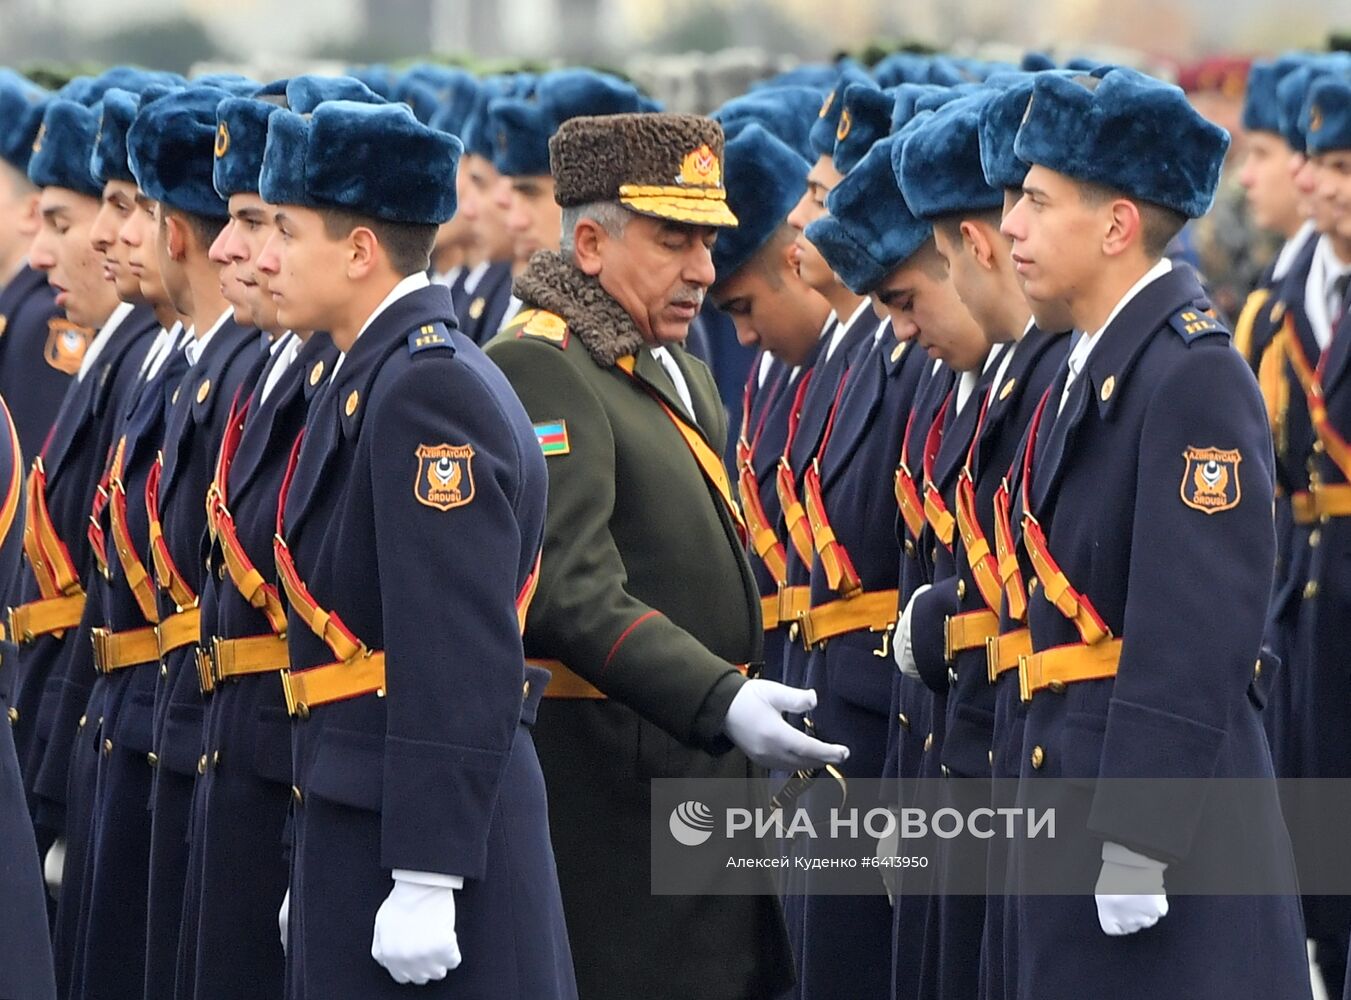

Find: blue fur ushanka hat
28;99;102;197
128;85;234;219
805;129;932;295
896;92;1003;220
261;100;462;225
808;65;872;161
713;85;823;162
713;123;809;281
0;70;49;174
832;82;896;174
488;69;655;178
1013;67;1229;219
1304;74;1351;156
1277;55;1351;154
213;95;285;199
91;84;180;186
1242;55;1307;135
979;74;1038;191
286;74;384;115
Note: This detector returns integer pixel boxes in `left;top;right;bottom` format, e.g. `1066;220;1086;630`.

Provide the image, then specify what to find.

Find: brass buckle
5;606;22;646
280;670;307;719
986;635;999;684
776;584;799;624
1018;653;1032;703
210;636;227;682
90;627;111;674
944;615;956;664
798;609;819;650
195;645;215;694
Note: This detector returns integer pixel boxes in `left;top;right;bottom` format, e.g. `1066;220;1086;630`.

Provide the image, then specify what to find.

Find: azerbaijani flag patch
534;420;570;456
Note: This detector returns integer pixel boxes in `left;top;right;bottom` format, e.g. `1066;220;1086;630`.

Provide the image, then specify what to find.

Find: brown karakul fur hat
547;112;739;228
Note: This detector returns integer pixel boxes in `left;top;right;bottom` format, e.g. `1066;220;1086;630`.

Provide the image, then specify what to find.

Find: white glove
371;870;465;985
44;838;66;895
722;679;850;772
278;889;289;955
1094;841;1169;936
893;584;930;679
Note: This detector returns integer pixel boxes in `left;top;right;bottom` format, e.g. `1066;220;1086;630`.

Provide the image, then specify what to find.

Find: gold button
1048;680;1066;694
988;749;994;766
7;706;18;725
897;712;910;730
212;750;222;768
171;387;181;405
218;562;226;581
103;738;113;755
345;390;359;417
1100;375;1115;402
292;785;303;804
1310;530;1321;548
78;714;87;728
1030;745;1045;769
147;752;158;767
999;378;1016;401
1028;577;1039;594
923;732;934;751
931;546;939;563
197;754;207;775
941;764;950;777
956;580;966;600
788;622;799;642
161;664;168;677
1314;439;1326;454
948;668;958;686
1254;658;1263;679
904;539;916;558
309;360;325;386
1305;580;1319;600
522;680;531;698
196;379;211;404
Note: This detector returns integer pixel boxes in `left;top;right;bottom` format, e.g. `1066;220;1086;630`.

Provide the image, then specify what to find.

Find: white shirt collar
756;350;775;388
330;271;431;381
1305;236;1351;351
259;333;301;405
1069;258;1173;373
185;307;233;367
77;301;134;381
826;301;870;362
464;260;492;294
1273;219;1316;281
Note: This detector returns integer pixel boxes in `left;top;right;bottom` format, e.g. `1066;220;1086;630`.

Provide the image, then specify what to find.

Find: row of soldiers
0;41;1347;1000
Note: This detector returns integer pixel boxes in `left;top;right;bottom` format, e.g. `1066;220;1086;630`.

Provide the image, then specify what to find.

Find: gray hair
560;200;631;257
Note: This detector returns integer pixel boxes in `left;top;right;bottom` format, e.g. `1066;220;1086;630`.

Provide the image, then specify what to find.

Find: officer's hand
723;679;850;772
371;871;463;985
278;889;289;955
893;585;930;679
1094;841;1169;936
43;838;66;896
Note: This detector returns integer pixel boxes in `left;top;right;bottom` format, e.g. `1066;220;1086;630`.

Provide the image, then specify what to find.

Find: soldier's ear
15;191;41;239
572;217;606;277
1101;197;1143;260
347;226;380;280
163;214;189;262
959;219;997;271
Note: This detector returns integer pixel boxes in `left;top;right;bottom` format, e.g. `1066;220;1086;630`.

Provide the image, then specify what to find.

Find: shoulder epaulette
1168;306;1229;344
507;308;570;349
408;322;456;357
